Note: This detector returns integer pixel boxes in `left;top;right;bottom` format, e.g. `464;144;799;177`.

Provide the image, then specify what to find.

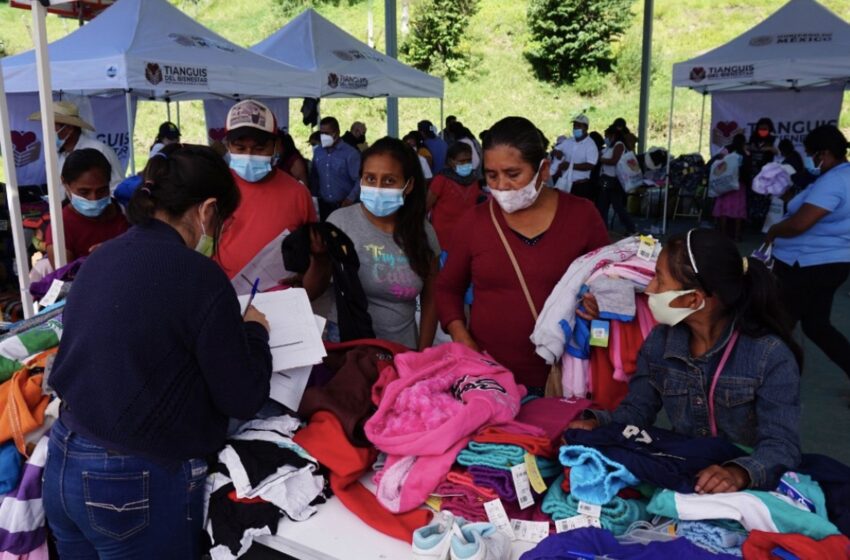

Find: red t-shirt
45;201;129;259
216;169;317;279
436;192;609;388
429;174;483;248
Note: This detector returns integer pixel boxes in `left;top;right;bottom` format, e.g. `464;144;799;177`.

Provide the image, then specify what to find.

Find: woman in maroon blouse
436;117;609;392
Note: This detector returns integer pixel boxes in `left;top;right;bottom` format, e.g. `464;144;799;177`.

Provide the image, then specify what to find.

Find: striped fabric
0;437;47;557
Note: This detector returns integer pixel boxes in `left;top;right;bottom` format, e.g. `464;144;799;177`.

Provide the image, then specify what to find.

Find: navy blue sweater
51;220;272;460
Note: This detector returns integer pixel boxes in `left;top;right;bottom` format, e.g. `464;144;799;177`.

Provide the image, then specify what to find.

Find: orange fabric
616;318;645;379
742;530;850;559
591;346;629;412
445;470;499;500
471;427;554;458
215;169;317;279
0;360;50;456
293;411;431;543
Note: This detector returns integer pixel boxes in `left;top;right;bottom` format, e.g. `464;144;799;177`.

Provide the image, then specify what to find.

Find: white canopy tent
661;0;850;232
252;8;444;132
0;0;320;317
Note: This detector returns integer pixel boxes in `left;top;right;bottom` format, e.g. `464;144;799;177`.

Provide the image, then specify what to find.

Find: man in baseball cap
550;113;599;200
30;100;124;189
215;100;317;283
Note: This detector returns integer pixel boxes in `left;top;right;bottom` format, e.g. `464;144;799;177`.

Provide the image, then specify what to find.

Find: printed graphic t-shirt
328;204;440;348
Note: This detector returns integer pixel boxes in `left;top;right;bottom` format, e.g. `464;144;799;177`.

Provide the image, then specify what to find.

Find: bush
613;27;658;88
400;0;479;81
573;69;607;97
525;0;634;84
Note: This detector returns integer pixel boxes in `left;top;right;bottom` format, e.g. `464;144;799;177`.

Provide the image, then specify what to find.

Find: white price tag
511;463;535;510
577;501;603;520
483;499;516;540
637;235;657;261
40;280;65;307
510;520;550;543
555;515;602;533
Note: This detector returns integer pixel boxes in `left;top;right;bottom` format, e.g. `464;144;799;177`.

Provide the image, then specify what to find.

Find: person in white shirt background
29;100;125;190
551;114;599;201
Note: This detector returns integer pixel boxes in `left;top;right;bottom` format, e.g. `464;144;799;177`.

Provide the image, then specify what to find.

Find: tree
400;0;479;81
525;0;634;84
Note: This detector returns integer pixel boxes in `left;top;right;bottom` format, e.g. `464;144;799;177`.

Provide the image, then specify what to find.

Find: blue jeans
43;418;207;559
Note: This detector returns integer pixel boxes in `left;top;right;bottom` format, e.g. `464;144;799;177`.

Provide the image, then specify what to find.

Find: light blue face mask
804;155;822;176
229;153;272;183
455;163;474;177
573;128;585;140
55;125;68;151
360;185;405;217
70;193;110;218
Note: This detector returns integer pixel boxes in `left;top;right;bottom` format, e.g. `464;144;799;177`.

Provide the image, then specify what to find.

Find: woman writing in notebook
436;116;609;394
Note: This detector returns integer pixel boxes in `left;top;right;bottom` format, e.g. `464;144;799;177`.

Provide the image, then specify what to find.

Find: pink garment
365;343;525;513
0;543;48;560
434;474;498;501
635;294;656;338
514;397;591;444
561;354;590;399
610;320;627;382
712;185;748;220
440;496;488;522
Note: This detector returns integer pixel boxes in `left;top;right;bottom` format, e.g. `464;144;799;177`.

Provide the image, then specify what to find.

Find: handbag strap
489;199;539;322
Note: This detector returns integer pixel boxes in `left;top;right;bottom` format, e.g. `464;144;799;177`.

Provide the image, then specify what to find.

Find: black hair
278;130;298;158
613;117;627;129
589;131;605;151
360;137;434;281
729;133;747;154
447;141;473;162
604;125;626;146
319;116;340;134
665;229;802;368
128;144;240;255
417;120;436;138
403;131;427;149
308;131;322;145
749;117;776;144
61;148;111;184
482;116;548;168
803;125;849;160
778;138;796;155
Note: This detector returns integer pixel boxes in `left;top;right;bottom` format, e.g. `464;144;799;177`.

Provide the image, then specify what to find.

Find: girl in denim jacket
572;228;802;494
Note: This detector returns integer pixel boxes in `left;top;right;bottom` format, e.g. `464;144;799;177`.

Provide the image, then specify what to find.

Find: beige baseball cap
28;100;95;131
226;100;277;135
572;114;590;126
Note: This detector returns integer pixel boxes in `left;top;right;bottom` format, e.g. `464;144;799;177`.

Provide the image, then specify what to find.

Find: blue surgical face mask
55;125;68;151
70;193;110;218
229;153;272;183
573;128;585;140
360;185;406;217
455;163;474;177
804;154;822;176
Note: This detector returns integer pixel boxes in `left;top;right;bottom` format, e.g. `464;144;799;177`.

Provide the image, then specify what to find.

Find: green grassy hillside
2;0;850;179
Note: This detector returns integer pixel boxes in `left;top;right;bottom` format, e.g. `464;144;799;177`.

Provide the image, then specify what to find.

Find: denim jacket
593;323;801;490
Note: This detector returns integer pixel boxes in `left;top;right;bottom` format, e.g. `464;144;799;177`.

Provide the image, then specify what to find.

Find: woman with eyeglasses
570;228;802;494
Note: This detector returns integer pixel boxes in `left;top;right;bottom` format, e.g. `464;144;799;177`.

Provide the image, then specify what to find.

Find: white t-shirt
601;141;625;177
552;136;599;191
459;138;481;171
418;154;433;180
58;131;125;190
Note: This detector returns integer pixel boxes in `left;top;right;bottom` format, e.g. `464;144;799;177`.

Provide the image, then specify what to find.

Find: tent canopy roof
672;0;850;92
252;8;443;99
1;0;319;99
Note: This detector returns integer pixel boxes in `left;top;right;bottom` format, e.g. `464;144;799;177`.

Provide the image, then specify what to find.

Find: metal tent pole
385;0;399;137
662;85;676;235
637;0;654;154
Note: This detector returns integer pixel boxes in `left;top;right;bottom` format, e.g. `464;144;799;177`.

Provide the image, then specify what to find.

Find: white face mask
320;133;335;148
647;289;705;326
489;162;544;214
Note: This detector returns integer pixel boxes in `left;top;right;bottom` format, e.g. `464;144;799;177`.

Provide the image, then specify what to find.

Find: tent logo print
328;73;340;89
689;67;706;82
333;50;354;61
10;131;41;168
146;63;163;85
327;72;368;90
749;35;773;47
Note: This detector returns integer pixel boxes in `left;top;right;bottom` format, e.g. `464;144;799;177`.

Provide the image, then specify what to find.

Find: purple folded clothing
432;481;482;502
30;257;86;298
469;465;516;502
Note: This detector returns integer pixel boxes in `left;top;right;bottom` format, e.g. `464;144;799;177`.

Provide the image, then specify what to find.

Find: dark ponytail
666;229;802;368
128;143;240;251
360;137;433;280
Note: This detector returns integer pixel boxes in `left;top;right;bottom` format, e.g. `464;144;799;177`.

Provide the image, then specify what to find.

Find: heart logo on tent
327;73;340;89
711;121;744;148
145;63;163;86
10;131;41;168
689;67;706;82
208;128;227;142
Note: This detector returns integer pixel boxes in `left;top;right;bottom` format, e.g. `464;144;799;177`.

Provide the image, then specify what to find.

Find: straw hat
28;101;95;131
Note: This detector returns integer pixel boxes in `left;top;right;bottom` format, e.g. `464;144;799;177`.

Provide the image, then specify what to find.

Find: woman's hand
575;293;600;321
567;418;599;431
309;228;327;256
695;464;750;494
243;305;270;333
447;320;479;352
